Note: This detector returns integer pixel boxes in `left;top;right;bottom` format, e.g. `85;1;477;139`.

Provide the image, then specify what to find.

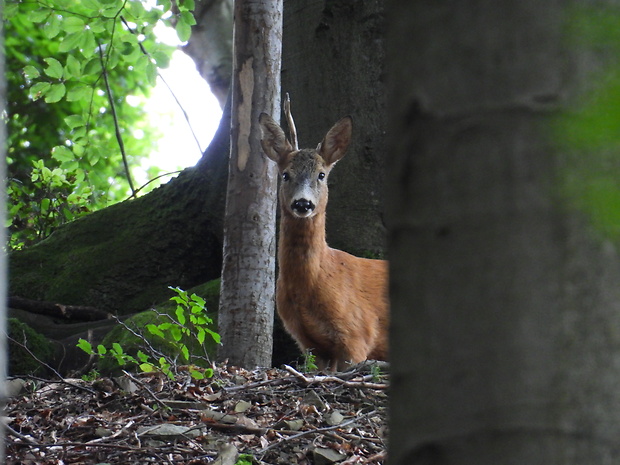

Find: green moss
8;318;54;376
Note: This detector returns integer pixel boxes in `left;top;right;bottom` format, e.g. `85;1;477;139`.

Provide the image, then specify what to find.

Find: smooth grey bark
183;0;233;107
387;1;620;464
217;0;282;368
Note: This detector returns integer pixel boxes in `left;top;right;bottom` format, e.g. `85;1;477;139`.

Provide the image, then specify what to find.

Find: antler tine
283;93;299;151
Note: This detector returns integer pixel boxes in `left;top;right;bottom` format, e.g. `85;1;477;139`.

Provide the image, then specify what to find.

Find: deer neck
278;210;327;275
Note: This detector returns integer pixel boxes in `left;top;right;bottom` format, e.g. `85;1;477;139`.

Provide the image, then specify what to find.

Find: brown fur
259;113;389;371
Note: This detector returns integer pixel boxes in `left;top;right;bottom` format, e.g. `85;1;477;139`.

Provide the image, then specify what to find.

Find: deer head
259;113;353;219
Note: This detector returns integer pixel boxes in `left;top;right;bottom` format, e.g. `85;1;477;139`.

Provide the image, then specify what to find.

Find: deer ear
259;113;293;163
317;116;352;165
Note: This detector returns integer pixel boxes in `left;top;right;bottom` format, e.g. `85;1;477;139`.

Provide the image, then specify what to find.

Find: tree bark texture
282;0;386;256
217;0;282;368
183;0;233;107
387;1;620;464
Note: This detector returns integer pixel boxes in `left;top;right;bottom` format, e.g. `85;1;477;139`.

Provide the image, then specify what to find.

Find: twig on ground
283;365;388;390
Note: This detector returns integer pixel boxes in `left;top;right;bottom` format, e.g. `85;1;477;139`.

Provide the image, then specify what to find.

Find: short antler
283;93;299;151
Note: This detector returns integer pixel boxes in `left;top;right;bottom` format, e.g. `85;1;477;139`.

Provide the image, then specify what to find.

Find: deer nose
292;199;315;214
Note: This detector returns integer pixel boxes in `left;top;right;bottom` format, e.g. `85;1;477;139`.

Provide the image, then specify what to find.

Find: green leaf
23;65;40;80
196;328;205;345
66;85;91;102
77;338;93;354
65;55;82;79
158;0;172;11
120;41;135;56
140;363;155;372
190;294;206;308
44;58;64;79
64;16;86;33
28;8;51;22
5;2;20;18
181;345;189;361
83;57;103;76
205;327;221;344
29;81;51;100
181;0;196;10
79;31;98;58
146;324;165;338
51;145;74;162
175;307;187;325
97;345;107;355
190;369;204;380
43;15;61;39
112;342;124;355
151;50;171;69
58;33;84;53
175;19;192;42
171;326;182;342
180;10;196;26
64;114;85;130
45;83;66;103
40;198;51;214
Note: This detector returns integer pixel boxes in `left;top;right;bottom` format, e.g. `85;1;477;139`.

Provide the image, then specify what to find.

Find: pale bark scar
237;57;254;171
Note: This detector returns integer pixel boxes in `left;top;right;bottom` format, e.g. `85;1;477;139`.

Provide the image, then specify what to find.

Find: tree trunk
282;0;386;256
183;0;233;108
387;1;620;463
1;16;9;461
217;0;282;368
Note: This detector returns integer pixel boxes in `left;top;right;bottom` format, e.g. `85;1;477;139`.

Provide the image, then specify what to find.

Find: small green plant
81;369;100;382
7;159;94;249
370;363;382;382
235;454;254;465
300;349;318;372
77;287;220;380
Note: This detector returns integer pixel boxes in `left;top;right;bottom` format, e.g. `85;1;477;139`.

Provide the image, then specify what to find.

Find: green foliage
370;363;382;383
7;159;94;249
8;318;54;376
77;287;220;380
555;5;620;238
5;0;195;249
81;368;101;382
300;350;318;372
235;454;255;465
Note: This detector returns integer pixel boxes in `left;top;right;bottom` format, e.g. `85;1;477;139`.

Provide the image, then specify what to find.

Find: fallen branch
8;296;112;321
283;365;388;390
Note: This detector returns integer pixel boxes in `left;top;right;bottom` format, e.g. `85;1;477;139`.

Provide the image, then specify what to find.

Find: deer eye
318;172;326;181
282;172;290;181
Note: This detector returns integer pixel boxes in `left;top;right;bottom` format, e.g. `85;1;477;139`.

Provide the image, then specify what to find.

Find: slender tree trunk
217;0;282;368
387;1;620;463
1;9;8;461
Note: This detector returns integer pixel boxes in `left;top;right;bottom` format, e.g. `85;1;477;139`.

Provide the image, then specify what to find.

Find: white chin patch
291;209;314;219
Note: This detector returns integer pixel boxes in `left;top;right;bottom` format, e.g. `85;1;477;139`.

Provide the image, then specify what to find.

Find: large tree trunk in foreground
282;0;386;256
9;105;231;314
387;1;620;463
217;0;282;368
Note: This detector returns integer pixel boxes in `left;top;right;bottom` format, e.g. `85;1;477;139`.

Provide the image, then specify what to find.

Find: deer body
259;113;389;371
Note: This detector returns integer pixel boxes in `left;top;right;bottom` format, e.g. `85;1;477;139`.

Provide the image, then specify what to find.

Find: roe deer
259;112;389;371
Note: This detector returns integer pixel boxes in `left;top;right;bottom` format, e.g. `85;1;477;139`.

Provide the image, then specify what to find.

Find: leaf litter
5;361;388;464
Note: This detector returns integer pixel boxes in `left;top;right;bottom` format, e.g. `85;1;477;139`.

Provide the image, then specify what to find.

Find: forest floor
5;362;388;464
